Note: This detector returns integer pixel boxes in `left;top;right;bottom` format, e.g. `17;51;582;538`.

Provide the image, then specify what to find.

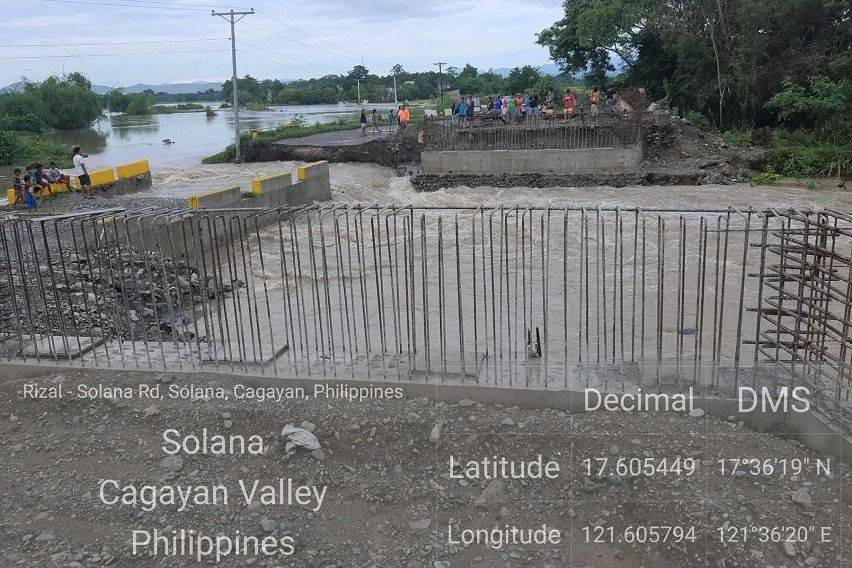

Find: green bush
0;130;19;164
0;75;102;132
684;110;711;130
765;143;851;177
744;170;781;185
720;130;753;147
0;129;71;167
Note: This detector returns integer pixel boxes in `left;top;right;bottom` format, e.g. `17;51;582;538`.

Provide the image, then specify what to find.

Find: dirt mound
643;115;766;178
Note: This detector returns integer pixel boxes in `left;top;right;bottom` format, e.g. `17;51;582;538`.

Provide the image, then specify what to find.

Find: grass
720;128;851;179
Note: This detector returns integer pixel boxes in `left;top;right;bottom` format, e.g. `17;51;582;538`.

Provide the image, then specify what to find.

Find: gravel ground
1;368;848;567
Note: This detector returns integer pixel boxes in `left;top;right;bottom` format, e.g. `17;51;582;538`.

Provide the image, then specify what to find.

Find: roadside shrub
684;110;711;130
720;130;753;147
765;143;851;177
744;170;781;185
0;130;21;164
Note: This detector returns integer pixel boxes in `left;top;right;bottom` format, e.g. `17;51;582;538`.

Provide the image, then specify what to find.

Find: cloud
0;0;564;86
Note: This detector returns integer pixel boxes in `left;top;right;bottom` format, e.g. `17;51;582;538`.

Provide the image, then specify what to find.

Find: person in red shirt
562;89;576;121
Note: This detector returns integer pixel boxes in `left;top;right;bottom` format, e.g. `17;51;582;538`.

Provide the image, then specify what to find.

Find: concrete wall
95;161;333;264
188;185;241;209
421;146;642;175
71;160;153;194
187;161;331;210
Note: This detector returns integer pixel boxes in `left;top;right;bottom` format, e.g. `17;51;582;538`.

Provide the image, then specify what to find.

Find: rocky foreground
0;368;848;567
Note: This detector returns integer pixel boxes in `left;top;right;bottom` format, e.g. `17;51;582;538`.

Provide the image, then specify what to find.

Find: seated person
41;162;71;190
25;164;50;195
12;168;37;209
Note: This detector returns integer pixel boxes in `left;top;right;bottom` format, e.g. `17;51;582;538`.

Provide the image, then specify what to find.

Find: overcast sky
1;0;563;87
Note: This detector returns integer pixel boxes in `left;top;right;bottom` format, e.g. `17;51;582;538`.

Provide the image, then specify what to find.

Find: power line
236;40;346;75
0;49;228;60
0;38;224;48
44;0;211;10
236;49;322;78
112;0;251;9
247;22;365;69
255;9;394;68
42;0;399;71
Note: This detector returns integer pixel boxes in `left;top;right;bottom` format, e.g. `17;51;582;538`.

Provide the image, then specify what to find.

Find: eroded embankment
245;128;424;167
411;170;710;191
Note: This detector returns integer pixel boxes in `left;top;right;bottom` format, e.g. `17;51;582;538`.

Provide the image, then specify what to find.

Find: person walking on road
371;109;381;134
360;109;368;136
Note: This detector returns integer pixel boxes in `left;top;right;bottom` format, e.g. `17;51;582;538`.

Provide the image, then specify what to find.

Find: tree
104;89;130;113
391;64;405;75
0;74;102;131
507;66;542;94
536;0;851;128
347;65;369;80
124;93;155;115
766;76;851;142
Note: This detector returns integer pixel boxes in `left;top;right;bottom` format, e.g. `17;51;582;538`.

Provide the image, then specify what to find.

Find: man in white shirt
72;145;92;199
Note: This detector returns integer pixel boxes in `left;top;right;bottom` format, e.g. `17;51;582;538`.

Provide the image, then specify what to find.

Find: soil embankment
241;116;767;190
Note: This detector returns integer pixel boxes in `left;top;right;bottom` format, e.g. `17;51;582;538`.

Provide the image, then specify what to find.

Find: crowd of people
450;87;621;126
360;104;411;136
10;145;87;209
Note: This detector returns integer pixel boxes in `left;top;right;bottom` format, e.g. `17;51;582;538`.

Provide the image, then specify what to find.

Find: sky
1;0;564;88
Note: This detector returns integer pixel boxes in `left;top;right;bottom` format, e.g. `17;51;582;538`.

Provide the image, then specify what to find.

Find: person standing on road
360;109;368;136
388;108;396;132
72;146;92;199
589;87;601;116
528;92;539;116
398;104;410;129
371;109;381;134
563;89;576;121
456;98;468;127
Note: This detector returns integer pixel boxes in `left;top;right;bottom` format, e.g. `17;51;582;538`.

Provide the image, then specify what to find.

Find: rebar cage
1;206;850;427
425;112;644;151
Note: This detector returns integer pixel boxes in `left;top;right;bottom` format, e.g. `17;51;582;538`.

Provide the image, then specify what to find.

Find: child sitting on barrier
43;162;71;191
12;168;37;209
25;164;51;195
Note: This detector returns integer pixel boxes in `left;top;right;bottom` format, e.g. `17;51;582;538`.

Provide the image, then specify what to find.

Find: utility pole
393;73;398;104
212;8;254;162
357;78;361;104
433;62;447;104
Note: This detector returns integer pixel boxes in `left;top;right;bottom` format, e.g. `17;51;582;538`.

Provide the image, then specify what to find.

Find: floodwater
140;162;851;390
0;102;398;188
146;159;852;212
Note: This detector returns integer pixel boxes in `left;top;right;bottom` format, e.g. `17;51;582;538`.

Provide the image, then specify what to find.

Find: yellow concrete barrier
6;188;16;205
297;160;329;181
88;168;116;188
49;182;68;194
251;172;291;195
116;160;150;179
187;185;241;209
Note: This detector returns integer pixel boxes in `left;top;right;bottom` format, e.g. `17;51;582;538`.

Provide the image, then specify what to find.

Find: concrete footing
421;146;642;175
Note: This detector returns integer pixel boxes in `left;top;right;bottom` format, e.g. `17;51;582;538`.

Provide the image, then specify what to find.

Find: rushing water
1;102;398;188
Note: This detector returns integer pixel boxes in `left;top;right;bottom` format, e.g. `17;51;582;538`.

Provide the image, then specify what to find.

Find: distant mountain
490;63;564;77
1;80;222;95
122;81;223;94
